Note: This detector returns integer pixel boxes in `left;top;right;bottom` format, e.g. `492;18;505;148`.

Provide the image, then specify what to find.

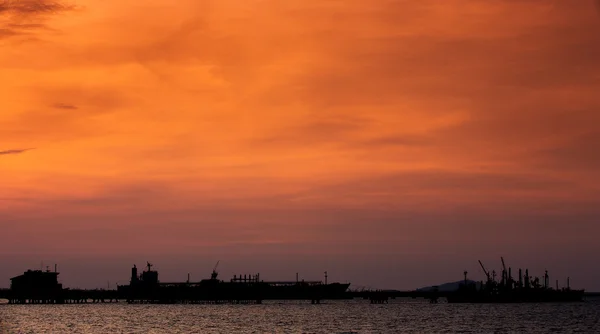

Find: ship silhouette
447;258;584;303
116;262;350;303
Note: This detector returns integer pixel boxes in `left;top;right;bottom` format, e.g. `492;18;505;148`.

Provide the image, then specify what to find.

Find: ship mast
500;257;507;286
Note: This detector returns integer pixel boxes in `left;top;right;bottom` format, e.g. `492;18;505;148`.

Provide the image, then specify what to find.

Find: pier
0;263;349;305
0;288;441;304
348;289;445;302
0;288;119;304
0;260;591;305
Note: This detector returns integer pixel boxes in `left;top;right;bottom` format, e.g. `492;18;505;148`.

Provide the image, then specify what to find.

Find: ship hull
117;282;351;303
261;282;351;300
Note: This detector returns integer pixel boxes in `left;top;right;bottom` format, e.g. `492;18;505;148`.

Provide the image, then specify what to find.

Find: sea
1;299;599;333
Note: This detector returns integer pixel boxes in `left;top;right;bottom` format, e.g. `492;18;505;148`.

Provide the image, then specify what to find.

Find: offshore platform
2;265;119;304
7;266;62;303
447;257;585;303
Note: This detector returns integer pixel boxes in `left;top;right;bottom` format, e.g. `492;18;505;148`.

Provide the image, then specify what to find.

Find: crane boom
210;260;221;280
478;260;490;280
500;256;508;284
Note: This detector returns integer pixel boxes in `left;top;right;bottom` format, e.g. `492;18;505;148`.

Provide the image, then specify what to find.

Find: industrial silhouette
447;258;584;303
1;261;349;304
0;258;587;304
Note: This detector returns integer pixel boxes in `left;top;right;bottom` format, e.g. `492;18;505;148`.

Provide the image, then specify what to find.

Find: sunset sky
1;0;599;290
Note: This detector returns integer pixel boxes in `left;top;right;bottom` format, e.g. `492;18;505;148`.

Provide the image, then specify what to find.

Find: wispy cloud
2;0;600;290
52;103;78;110
0;148;35;155
0;0;73;15
0;0;74;39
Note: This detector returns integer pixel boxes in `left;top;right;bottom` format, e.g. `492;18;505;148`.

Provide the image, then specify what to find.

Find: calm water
1;299;599;333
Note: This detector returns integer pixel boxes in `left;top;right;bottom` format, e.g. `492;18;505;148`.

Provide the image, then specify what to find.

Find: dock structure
445;257;585;303
0;262;348;305
347;289;445;301
0;262;437;305
2;260;587;305
0;291;120;305
368;291;389;304
5;268;62;304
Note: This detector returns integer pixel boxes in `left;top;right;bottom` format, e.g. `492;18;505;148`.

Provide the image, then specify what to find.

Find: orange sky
1;0;599;290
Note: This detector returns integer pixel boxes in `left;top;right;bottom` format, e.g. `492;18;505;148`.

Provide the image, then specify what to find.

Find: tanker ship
117;262;351;303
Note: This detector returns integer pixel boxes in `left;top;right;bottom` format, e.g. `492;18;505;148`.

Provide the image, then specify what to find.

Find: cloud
0;85;130;144
52;103;78;109
0;148;34;155
0;0;74;39
529;131;600;171
304;169;575;198
2;0;600;289
358;135;431;148
0;0;72;15
253;116;370;149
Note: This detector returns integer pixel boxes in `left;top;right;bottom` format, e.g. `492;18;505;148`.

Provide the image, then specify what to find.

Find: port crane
211;261;220;280
478;260;491;282
501;257;507;284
